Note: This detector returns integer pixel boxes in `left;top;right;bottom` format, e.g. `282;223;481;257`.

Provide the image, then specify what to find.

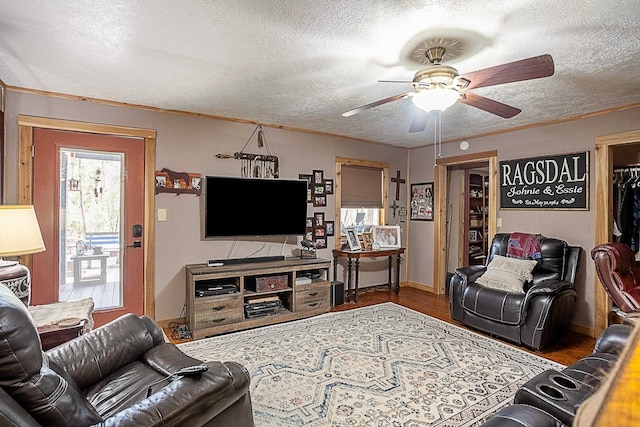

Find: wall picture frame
313;169;324;184
372;225;401;248
325;220;335;236
313;195;327;207
410;182;434;221
314;212;324;227
345;227;362;251
299;174;313;203
324;179;333;195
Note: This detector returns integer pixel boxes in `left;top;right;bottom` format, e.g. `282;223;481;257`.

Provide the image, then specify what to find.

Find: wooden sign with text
500;151;589;210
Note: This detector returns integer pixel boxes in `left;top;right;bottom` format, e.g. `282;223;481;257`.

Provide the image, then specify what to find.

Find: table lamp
0;205;46;305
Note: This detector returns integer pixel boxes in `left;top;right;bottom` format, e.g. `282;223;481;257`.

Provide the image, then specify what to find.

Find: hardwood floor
162;286;595;366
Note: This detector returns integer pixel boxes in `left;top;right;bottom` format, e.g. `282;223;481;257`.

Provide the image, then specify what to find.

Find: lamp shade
0;205;46;256
412;88;459;112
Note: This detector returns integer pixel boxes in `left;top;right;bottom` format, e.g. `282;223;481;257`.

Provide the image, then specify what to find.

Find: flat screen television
204;176;308;237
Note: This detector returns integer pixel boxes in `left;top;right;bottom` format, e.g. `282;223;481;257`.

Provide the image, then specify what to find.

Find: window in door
60;149;124;309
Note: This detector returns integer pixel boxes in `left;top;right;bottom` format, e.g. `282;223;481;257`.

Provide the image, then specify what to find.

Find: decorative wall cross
391;170;405;201
390;201;400;218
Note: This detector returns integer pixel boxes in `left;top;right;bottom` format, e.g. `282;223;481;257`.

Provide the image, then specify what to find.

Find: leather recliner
591;242;640;316
0;284;254;426
450;233;581;351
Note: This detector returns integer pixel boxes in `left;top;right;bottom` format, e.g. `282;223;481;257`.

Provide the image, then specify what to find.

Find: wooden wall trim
8;86;640;151
18;115;156;139
434;164;448;294
9;86;391;147
434;150;498;295
407;281;436;293
593;130;640;337
17;118;156;318
409;105;640;151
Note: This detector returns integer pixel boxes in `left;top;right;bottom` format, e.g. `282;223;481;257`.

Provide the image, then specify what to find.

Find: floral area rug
179;303;562;426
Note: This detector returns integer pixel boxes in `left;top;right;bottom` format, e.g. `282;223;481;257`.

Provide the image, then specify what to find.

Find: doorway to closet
594;130;640;336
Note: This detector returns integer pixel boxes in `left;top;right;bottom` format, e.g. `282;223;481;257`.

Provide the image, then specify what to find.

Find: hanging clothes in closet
613;166;640;255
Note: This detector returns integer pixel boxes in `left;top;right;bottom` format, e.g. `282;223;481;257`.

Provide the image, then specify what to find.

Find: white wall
3;90;408;320
5;88;640;329
408;107;640;330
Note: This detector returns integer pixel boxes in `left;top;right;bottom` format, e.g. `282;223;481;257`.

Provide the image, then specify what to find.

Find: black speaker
331;281;344;306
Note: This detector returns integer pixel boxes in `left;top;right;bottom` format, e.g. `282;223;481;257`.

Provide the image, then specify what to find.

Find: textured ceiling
1;0;639;147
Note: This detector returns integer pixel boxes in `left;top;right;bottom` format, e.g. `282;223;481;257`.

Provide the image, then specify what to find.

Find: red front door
31;128;145;326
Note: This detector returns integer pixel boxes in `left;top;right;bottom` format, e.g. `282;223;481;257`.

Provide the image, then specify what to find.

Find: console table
332;247;405;303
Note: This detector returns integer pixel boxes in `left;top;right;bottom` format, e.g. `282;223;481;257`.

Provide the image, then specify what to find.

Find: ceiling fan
342;47;555;133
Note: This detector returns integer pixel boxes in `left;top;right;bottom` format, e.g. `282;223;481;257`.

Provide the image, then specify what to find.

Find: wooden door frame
17;116;157;318
594;130;640;336
434;150;498;294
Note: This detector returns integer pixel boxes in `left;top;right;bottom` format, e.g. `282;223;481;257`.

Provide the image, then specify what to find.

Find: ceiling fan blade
459;92;521;118
341;93;411;117
461;54;554;90
408;109;430;133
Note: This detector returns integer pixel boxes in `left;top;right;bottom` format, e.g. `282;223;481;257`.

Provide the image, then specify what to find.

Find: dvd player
195;283;238;297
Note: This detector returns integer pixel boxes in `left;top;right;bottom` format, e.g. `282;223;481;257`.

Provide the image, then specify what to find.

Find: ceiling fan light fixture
411;88;459;112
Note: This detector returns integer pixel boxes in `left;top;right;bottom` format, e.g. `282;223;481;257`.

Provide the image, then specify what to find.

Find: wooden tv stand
185;257;332;339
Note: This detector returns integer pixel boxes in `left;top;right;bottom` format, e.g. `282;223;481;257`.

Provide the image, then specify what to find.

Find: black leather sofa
482;324;632;426
0;283;254;426
450;233;581;351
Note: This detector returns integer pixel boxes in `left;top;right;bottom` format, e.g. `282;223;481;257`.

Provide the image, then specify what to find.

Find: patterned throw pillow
476;255;538;293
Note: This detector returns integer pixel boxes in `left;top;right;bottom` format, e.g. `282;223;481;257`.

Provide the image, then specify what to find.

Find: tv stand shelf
186;257;332;339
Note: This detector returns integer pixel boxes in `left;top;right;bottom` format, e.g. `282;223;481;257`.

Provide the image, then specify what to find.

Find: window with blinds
340;165;383;208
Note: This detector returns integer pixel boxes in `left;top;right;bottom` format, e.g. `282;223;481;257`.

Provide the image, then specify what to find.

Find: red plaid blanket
507;232;542;259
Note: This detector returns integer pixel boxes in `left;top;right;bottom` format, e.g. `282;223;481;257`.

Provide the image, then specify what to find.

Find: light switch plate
157;209;167;222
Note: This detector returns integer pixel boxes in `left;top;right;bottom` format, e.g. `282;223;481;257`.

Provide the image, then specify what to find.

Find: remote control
175;365;209;376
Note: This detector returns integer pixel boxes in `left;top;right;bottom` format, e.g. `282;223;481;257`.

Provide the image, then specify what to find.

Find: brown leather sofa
450;233;581;351
0;283;254;426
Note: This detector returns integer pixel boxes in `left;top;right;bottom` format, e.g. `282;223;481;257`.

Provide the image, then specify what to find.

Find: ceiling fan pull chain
433;114;438;168
437;113;442;159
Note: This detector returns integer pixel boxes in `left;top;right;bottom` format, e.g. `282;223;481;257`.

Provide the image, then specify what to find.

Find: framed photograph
313;195;327;207
313;169;324;184
305;231;313;241
314;212;324;227
314;227;325;238
362;231;374;250
313;184;325;195
315;238;327;249
410;182;434;221
345;228;362;251
373;225;401;248
299;174;313;202
306;217;314;229
324;179;333;195
299;174;312;187
325;221;335;236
